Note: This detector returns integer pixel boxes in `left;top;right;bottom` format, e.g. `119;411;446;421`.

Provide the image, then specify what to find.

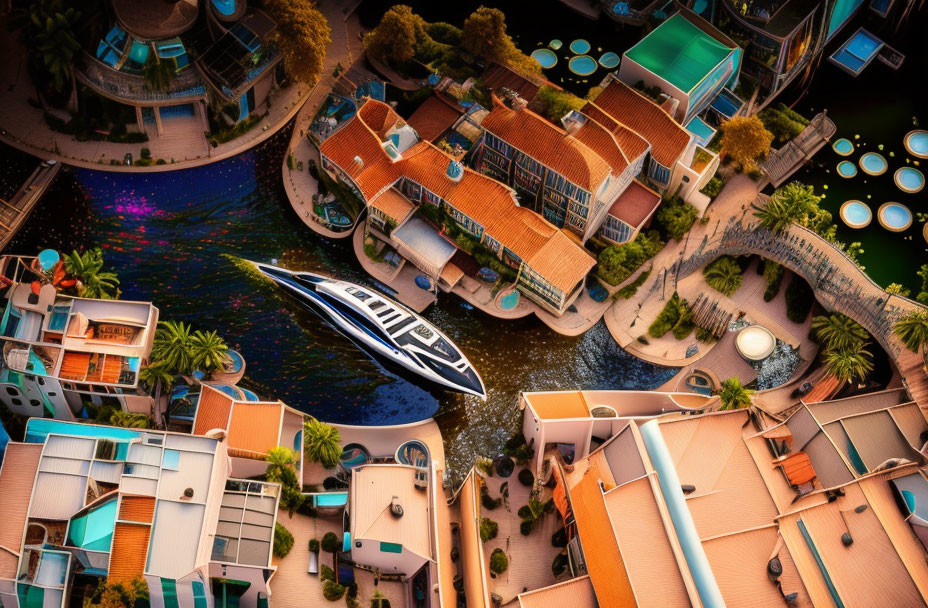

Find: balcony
78;53;208;107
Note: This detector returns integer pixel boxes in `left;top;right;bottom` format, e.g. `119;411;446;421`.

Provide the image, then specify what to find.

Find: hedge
480;518;498;543
785;275;814;323
489;549;509;575
323;580;346;601
273;523;294;558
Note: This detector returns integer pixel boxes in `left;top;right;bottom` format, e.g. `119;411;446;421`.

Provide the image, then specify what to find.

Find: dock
0;160;61;252
761;112;836;187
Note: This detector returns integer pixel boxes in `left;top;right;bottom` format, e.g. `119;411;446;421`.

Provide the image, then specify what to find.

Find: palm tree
191;330;229;374
753;181;823;234
152;321;195;375
109;411;151;429
718;377;753;410
142;58;176;92
703;256;743;296
63;248;120;300
893;310;928;354
752;196;794;234
303;418;341;469
822;345;874;384
265;446;296;479
139;362;174;416
811;313;869;351
265;447;304;517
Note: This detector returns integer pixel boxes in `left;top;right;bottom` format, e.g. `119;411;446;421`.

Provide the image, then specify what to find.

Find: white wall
618;59;689;122
351;539;427;576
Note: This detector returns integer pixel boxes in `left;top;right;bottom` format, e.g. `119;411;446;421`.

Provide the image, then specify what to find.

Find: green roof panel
625;14;733;93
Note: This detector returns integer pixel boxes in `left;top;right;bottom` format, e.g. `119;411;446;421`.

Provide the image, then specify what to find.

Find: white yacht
253;263;486;399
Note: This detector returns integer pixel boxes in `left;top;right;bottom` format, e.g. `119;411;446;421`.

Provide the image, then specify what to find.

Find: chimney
353;155;364;169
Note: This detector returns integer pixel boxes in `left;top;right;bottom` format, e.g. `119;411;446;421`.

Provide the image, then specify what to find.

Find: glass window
379;542;402;554
162;578;179;608
192;581;208;608
162;449;181;471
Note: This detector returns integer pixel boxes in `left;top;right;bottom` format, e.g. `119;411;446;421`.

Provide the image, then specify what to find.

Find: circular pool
859;152;888;175
569;39;591;54
832;138;854;156
904;129;928;159
736;326;776;362
531;48;558;69
894;166;925;193
878;202;913;232
598;52;620;68
836;161;858;178
568;55;597;76
840;200;872;228
549;39;563;50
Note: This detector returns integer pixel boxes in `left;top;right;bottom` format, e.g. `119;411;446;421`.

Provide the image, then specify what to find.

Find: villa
510;388;928;607
318;99;596;316
0;256;159;421
617;9;743;125
0;418;280;608
77;0;284;152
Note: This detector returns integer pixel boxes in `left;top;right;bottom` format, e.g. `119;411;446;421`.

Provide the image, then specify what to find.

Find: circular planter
904;129;928;159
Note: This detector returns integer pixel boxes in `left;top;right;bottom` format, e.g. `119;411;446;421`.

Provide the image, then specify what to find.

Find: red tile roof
227;401;284;458
0;443;41;578
607;179;662;228
480;62;548;101
406;94;463;143
481;101;615;190
108;523;151;584
585;78;691;168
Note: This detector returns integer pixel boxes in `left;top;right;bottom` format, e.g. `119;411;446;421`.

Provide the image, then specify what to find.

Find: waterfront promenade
606;174;928;414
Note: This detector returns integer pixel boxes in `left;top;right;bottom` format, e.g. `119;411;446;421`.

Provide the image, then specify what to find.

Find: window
380;542;402;554
162;449;181;471
161;578;179;608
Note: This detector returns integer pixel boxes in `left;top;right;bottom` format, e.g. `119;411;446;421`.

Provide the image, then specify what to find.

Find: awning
391;218;456;278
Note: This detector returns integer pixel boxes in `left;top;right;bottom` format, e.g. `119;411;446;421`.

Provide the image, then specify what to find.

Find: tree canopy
263;0;331;86
894;310;928;353
460;6;540;76
720;115;773;172
753;181;829;234
718;377;753;410
363;4;425;64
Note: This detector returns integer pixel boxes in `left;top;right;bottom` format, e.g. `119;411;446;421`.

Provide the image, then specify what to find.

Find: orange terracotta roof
525;391;590;420
406;94;462;142
607;179;661;228
369;188;414;223
777;451;816;486
518;575;597;608
568;462;637;606
481;101;613;190
193;385;234;435
400;143;595;293
227;401;284;456
119;495;155;524
357;98;404;139
573;117;629;175
581;104;650;161
108;523;151;584
0;443;42;578
586;78;691;168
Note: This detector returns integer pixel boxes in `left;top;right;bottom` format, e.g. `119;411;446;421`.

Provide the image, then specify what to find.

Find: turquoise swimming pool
312;492;348;508
569;39;590;54
25;419;141;444
837;161;858;178
832;138;855;155
859;152;888;175
894;166;925;193
904;130;928;158
500;290;520;310
530;48;558;69
685;116;716;147
878;202;913;232
840;200;871;228
598;52;620;68
568;55;597;76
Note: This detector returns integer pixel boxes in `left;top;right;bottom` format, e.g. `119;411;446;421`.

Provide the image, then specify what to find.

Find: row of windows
599;216;633;244
484;132;514;158
447;204;484;238
543;170;591;206
648;158;672;185
519;267;565;308
515;151;544;177
514;165;542;194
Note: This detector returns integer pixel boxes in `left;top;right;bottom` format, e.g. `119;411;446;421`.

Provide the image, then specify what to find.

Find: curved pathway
606;174;928;412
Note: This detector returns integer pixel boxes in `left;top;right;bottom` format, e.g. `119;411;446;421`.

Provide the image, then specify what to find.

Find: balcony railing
78;53;208;106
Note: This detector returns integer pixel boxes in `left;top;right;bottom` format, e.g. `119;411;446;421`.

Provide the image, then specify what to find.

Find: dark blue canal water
0;130;674;470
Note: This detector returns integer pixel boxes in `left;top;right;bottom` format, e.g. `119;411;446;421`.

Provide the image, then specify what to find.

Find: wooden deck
0;160;61;251
762;113;836;187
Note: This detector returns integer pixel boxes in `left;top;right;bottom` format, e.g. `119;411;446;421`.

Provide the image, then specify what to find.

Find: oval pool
878;202;913;232
568;55;597;76
598;52;620;68
894;166;925;193
569;39;591;54
904;130;928;159
549;39;563;50
840;200;872;228
530;48;558;69
859;152;888;175
836;161;857;178
832;138;854;156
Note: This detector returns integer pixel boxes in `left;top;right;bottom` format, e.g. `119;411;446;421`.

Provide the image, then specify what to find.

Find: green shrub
480;518;498;543
762;260;784;302
648;293;691;339
703;256;743;296
552;527;567;547
655;196;698;242
695;327;715;343
597;231;664;286
758;103;810;144
517;468;534;487
273;523;294;558
519;520;533;536
480;485;501;510
323;580;346;601
616;270;650;299
700;176;724;198
320;564;335;582
287;151;295;170
785;275;814;323
533;85;585;123
517;505;531;519
321;531;340;554
308;538;319;553
347;583;359;599
140;147;151;160
426;21;463;45
552;552;569;576
489;549;509;575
